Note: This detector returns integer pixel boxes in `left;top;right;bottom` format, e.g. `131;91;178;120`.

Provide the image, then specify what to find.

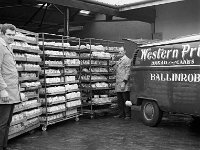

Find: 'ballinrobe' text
150;73;200;82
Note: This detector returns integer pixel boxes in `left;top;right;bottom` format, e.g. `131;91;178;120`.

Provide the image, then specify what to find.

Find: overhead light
79;10;91;15
37;3;48;7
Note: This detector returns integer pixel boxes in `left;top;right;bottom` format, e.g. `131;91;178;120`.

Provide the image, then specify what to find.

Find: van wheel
141;100;163;127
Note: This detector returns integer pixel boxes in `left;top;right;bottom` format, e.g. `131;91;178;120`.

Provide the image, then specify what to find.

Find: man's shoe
124;116;131;120
114;115;124;118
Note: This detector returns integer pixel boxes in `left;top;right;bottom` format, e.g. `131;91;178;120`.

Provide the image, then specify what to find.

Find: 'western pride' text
150;73;200;82
141;44;200;61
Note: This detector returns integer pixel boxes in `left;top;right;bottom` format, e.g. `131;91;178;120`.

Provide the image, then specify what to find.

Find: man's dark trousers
117;91;131;117
0;104;14;149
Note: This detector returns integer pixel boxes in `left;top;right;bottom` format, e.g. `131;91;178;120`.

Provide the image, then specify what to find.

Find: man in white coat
0;24;21;150
113;47;132;119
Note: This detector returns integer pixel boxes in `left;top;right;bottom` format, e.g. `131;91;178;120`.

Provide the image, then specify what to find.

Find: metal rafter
37;0;118;15
24;3;46;26
38;3;49;29
52;4;63;15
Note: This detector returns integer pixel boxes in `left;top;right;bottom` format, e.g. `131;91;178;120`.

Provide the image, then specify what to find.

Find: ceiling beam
0;16;61;26
37;0;118;15
52;4;64;15
76;0;116;9
38;3;49;29
69;18;154;26
120;0;184;11
69;10;80;22
24;3;45;26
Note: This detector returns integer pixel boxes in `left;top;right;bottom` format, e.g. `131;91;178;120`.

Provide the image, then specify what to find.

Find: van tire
141;100;163;127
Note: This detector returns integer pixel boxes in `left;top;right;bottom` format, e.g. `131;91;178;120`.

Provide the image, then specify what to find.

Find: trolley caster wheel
42;126;47;131
75;117;79;122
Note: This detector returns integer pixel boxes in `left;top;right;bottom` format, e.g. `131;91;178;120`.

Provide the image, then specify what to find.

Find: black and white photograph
1;0;200;150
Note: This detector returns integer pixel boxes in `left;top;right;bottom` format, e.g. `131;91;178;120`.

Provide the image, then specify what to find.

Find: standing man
0;24;20;150
114;47;132;120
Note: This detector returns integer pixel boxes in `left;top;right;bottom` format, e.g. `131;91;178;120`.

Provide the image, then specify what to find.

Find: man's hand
110;61;116;67
20;93;26;101
125;101;132;107
120;82;125;90
0;89;9;102
123;80;128;84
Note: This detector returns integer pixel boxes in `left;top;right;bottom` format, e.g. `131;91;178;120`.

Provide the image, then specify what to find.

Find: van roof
122;38;159;45
140;33;200;48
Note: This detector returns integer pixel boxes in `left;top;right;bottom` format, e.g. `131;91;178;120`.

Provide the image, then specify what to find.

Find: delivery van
130;34;200;127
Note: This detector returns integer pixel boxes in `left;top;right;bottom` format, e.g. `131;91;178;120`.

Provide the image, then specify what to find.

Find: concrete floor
8;110;200;150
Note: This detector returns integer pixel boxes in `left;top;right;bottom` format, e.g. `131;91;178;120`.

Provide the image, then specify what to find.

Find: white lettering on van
166;49;172;59
172;73;181;81
150;73;156;80
147;51;152;60
150;73;200;83
141;44;200;65
188;74;194;82
181;74;188;82
157;48;162;59
141;48;179;61
190;47;197;58
182;44;198;59
141;49;150;61
194;74;200;82
172;49;179;59
181;44;200;59
197;45;200;57
161;49;167;59
182;44;190;59
152;51;157;60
